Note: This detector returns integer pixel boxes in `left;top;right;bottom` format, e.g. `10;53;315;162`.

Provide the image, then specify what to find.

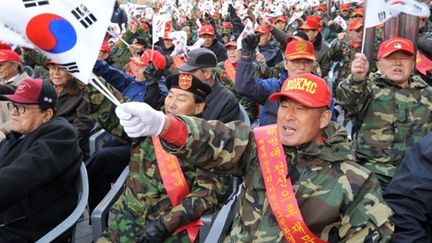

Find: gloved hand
143;61;164;85
241;34;260;57
115;102;165;138
136;218;170;243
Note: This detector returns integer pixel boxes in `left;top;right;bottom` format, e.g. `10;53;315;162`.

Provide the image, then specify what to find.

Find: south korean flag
0;0;116;84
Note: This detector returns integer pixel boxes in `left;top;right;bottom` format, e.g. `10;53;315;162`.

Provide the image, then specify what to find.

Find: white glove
115;102;166;138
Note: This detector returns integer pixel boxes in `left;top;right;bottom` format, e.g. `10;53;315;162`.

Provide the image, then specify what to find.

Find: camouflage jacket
215;61;258;122
165;116;394;242
335;73;432;185
85;85;230;243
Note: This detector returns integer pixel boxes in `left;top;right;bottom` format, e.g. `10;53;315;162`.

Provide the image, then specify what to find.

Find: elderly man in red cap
336;37;432;188
298;16;332;77
254;25;283;67
236;33;317;126
114;71;394;242
0;49;30;140
199;24;227;62
0;78;82;241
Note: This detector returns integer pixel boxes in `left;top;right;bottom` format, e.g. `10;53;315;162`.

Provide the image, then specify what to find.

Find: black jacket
208;40;227;62
0;117;82;242
203;81;240;123
384;133;432;242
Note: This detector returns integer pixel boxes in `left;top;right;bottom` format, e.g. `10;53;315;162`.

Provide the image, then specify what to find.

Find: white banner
237;19;254;50
364;0;430;28
169;31;187;56
0;0;115;84
334;15;347;30
152;14;168;45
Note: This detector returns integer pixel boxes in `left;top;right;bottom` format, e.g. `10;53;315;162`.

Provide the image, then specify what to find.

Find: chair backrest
91;166;129;241
89;129;109;156
36;163;89;243
239;104;251;127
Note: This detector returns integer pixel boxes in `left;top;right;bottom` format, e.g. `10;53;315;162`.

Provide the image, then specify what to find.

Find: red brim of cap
299;24;318;30
268;91;328;108
379;49;414;59
225;43;237;49
1;94;38;104
200;31;214;36
285;54;316;61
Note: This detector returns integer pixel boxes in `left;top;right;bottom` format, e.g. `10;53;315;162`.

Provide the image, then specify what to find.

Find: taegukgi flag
0;0;116;84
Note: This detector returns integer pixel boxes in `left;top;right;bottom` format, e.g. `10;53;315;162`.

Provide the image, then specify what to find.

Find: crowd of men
1;0;432;242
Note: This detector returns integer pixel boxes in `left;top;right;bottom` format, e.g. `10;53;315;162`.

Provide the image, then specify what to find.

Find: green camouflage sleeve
165;115;254;177
339;169;394;242
161;168;230;232
83;79;130;141
335;73;373;115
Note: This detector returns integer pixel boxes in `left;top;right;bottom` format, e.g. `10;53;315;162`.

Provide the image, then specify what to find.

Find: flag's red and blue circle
26;13;77;54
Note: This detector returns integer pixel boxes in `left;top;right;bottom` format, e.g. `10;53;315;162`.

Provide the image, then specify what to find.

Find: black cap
178;48;217;72
131;37;147;46
166;73;211;100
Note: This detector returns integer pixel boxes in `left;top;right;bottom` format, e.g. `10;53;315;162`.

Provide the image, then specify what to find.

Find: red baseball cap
224;40;237;49
132;49;167;70
199;24;215;36
254;25;271;34
284;40;316;61
0;42;11;50
299;17;321;31
347;19;363;31
222;22;233;29
269;73;331;108
378;37;414;59
0;50;20;63
0;78;57;108
100;42;111;54
352;8;364;17
340;3;350;11
275;16;288;24
317;5;327;12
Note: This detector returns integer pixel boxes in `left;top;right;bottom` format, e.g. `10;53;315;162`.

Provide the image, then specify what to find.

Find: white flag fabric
188;38;205;51
0;22;33;48
364;0;430;28
237;19;254;50
288;11;304;25
333;15;347;30
0;0;116;84
152;14;167;45
169;31;187;56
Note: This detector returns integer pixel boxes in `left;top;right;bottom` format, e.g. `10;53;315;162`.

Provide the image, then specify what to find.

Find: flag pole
361;0;368;54
89;74;121;107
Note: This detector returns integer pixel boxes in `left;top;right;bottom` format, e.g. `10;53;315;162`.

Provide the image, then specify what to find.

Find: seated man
384;133;432;242
116;73;394;242
336;37;432;187
0;78;82;241
86;73;230;242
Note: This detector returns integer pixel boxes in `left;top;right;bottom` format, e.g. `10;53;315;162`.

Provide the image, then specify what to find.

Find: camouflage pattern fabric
215;62;258;122
336;72;432;186
110;28;150;69
163;116;394;242
84;83;230;243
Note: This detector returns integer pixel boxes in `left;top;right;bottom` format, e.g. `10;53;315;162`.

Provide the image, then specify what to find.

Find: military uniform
163;116;394;242
336;72;432;185
215;61;258;122
85;84;230;243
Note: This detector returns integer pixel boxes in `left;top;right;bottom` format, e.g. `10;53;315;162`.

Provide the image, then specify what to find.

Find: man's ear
319;109;332;129
194;102;205;114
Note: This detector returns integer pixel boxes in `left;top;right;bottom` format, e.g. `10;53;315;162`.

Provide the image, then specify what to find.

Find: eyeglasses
7;102;41;115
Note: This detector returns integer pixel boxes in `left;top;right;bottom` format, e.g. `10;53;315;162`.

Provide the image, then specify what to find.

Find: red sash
253;125;327;243
224;60;237;83
152;136;204;242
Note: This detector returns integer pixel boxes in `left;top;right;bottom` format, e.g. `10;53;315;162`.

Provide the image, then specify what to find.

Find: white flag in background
364;0;430;28
0;0;115;84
